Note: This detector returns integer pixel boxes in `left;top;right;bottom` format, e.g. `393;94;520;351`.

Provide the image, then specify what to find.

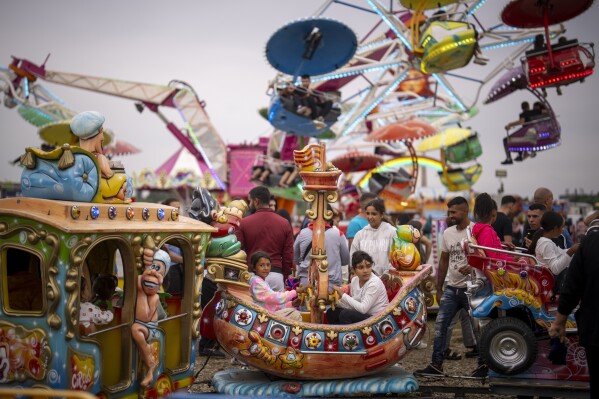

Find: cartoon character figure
211;199;248;237
390;225;421;271
131;249;170;388
70;111;131;204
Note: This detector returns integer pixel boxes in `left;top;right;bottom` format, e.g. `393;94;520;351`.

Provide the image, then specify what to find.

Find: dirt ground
188;318;515;398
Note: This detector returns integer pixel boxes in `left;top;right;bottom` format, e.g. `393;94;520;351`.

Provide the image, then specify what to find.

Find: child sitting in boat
326;250;389;325
249;251;304;321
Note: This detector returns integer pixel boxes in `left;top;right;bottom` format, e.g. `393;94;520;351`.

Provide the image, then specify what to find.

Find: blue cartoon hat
70;111;105;139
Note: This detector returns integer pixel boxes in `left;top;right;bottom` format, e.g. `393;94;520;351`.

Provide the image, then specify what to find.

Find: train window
160;237;193;373
162;239;185;296
2;247;44;313
79;239;133;390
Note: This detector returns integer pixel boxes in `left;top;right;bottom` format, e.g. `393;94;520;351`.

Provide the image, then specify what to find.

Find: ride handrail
87;321;129;337
505;116;553;132
0;388;96;399
466;241;540;266
157;312;188;324
87;312;188;337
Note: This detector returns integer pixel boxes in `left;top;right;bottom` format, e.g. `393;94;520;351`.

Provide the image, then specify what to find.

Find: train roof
0;197;216;234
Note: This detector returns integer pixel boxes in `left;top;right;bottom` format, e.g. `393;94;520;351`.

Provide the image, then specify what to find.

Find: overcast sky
0;1;597;199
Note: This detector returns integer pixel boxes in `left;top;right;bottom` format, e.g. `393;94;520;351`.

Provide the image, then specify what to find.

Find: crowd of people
162;183;596;390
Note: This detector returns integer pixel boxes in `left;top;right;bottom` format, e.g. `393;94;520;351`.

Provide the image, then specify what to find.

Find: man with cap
70;111;130;203
131;249;170;387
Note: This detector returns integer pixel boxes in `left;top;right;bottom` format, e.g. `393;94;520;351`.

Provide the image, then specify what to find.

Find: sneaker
443;348;462;360
501;158;513;165
464;347;479;358
473;57;488;66
415;342;428;349
470;364;488;378
415;363;444;377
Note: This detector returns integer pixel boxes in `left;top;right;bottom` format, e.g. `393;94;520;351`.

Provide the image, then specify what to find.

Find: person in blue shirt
346;192;377;248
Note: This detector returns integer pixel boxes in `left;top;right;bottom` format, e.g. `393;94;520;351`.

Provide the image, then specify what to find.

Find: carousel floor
211;366;419;397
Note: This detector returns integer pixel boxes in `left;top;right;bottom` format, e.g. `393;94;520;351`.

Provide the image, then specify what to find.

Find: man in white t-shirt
415;196;487;378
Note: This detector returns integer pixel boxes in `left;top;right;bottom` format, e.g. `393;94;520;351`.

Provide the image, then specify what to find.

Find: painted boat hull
211;265;431;380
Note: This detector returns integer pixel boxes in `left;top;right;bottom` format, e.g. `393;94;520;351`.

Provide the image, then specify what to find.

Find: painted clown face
141;260;166;295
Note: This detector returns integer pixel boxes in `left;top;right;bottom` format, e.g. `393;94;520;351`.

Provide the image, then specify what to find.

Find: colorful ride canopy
484;65;527;105
366;119;437;143
331;151;383;173
416;127;472;152
501;0;594;28
265;17;358;76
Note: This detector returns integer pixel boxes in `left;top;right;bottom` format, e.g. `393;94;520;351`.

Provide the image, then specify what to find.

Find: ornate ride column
294;143;341;323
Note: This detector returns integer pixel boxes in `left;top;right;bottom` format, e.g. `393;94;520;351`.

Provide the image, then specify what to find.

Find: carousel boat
200;143;433;381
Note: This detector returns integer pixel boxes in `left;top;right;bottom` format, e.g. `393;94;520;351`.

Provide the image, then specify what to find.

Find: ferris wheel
261;0;591;205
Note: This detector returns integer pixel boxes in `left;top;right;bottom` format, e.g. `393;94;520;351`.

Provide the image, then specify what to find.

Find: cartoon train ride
0;112;215;398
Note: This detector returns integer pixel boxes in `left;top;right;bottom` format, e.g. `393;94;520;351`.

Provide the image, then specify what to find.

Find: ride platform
211;366;418;397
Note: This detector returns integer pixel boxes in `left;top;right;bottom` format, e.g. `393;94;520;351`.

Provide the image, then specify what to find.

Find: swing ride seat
444;133;482;164
418;21;478;74
437;163;482;192
367;168;412;195
524;40;595;89
268;96;340;137
506;117;561;153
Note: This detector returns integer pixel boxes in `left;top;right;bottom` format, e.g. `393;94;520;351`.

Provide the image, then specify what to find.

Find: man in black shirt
550;212;599;398
492;195;516;245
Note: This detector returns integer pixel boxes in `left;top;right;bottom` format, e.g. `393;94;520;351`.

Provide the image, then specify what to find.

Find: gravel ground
188;318;519;398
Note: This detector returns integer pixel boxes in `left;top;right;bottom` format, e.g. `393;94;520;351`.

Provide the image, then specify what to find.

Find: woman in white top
530;211;579;276
326;251;390;324
350;199;397;276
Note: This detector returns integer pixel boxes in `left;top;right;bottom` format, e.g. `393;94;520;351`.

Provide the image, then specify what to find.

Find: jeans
432;285;476;366
326;307;369;325
445;308;477;351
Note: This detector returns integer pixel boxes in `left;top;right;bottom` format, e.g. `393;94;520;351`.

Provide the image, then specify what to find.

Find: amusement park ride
0;0;595;398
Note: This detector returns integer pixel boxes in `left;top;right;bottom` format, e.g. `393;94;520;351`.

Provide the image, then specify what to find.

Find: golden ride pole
294;142;342;323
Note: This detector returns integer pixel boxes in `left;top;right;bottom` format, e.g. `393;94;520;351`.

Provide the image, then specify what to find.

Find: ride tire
479;317;537;376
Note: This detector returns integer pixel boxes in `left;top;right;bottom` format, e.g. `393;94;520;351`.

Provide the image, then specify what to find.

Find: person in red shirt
235;186;294;292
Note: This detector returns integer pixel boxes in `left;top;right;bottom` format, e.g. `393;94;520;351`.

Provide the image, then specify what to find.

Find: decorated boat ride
200;143;433;383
